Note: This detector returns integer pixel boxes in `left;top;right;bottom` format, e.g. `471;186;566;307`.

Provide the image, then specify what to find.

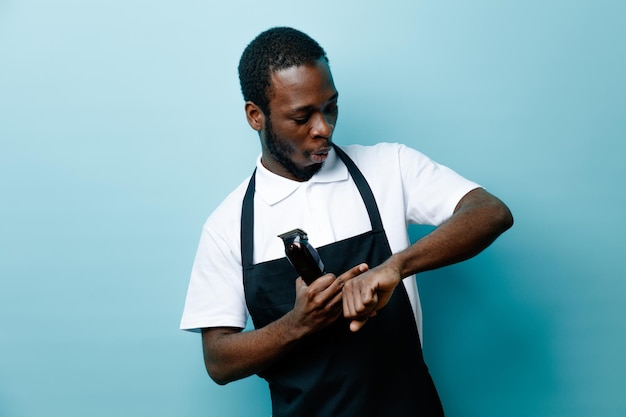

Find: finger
339;265;369;314
319;265;367;305
344;279;375;318
315;273;341;298
353;262;369;274
361;285;378;309
342;279;360;317
323;275;346;307
342;285;352;315
305;274;336;296
350;318;368;332
293;277;310;302
342;281;357;318
339;263;369;282
349;309;378;332
354;280;378;312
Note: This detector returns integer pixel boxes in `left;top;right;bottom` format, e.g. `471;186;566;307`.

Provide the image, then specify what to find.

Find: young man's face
261;58;339;181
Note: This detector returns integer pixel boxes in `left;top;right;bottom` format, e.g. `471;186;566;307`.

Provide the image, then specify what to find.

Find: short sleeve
398;144;481;226
179;212;249;332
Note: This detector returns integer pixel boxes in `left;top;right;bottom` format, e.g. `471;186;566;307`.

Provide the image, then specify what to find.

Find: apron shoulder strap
241;169;256;269
332;144;385;232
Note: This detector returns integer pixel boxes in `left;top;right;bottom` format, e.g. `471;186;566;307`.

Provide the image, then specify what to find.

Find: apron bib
241;145;444;417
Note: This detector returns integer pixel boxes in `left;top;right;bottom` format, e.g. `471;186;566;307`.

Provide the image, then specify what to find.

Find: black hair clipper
278;228;325;285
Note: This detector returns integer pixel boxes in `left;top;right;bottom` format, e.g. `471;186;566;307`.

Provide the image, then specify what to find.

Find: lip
310;150;329;163
312;146;331;156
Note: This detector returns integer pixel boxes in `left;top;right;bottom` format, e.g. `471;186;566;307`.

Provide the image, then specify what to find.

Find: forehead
268;59;337;111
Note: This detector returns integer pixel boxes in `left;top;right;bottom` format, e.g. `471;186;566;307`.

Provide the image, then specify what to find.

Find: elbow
501;203;514;231
458;188;513;235
201;327;246;386
205;361;234;386
210;375;231;386
493;200;514;234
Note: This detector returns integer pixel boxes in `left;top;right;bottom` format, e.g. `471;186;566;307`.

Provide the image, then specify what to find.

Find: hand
342;263;402;332
289;263;369;337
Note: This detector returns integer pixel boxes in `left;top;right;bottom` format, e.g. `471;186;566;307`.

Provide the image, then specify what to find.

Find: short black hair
238;27;328;116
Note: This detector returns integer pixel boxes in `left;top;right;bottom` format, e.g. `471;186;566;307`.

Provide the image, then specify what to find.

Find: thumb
349;319;368;332
349;310;377;332
295;276;308;289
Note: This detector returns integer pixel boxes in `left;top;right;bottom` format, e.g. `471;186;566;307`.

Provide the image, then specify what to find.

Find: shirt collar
254;147;349;206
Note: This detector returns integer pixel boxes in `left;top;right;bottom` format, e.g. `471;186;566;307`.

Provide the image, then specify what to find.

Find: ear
245;101;265;131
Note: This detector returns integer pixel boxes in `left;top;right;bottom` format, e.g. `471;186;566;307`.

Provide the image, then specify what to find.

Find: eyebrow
289;92;339;115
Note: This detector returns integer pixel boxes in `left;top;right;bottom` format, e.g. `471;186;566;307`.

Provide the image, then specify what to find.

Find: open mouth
310;150;329;163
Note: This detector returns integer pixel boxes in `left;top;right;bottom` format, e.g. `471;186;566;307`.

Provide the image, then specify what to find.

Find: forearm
201;267;367;384
387;188;513;278
342;188;512;332
201;311;306;385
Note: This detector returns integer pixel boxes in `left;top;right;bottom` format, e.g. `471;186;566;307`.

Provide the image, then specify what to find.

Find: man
180;27;513;417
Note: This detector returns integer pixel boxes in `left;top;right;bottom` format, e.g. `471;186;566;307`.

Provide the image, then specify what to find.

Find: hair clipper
278;228;325;285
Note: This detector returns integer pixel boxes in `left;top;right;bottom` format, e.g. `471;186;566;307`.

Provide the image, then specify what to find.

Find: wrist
278;310;309;342
381;254;404;283
384;251;412;280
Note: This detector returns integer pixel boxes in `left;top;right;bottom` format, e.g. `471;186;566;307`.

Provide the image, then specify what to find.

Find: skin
201;58;514;384
245;58;339;182
342;187;513;331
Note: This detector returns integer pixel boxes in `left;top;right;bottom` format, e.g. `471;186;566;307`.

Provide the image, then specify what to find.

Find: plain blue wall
1;1;624;416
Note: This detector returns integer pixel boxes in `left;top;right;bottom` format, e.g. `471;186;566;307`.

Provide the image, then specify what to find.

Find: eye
325;103;339;115
292;116;310;125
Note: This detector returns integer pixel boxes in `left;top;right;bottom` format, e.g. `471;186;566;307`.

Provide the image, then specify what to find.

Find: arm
202;264;368;384
342;188;513;331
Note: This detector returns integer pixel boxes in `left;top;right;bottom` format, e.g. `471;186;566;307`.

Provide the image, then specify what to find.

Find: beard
264;118;326;181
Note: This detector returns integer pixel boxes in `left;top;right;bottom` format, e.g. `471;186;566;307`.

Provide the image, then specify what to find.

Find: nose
310;112;333;139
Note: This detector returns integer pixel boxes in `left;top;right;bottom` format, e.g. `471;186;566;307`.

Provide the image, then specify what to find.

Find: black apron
241;145;444;417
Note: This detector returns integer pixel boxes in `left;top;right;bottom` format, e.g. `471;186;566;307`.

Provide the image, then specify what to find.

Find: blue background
1;1;625;416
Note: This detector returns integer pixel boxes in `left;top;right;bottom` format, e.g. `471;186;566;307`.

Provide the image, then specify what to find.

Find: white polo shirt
180;143;480;337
